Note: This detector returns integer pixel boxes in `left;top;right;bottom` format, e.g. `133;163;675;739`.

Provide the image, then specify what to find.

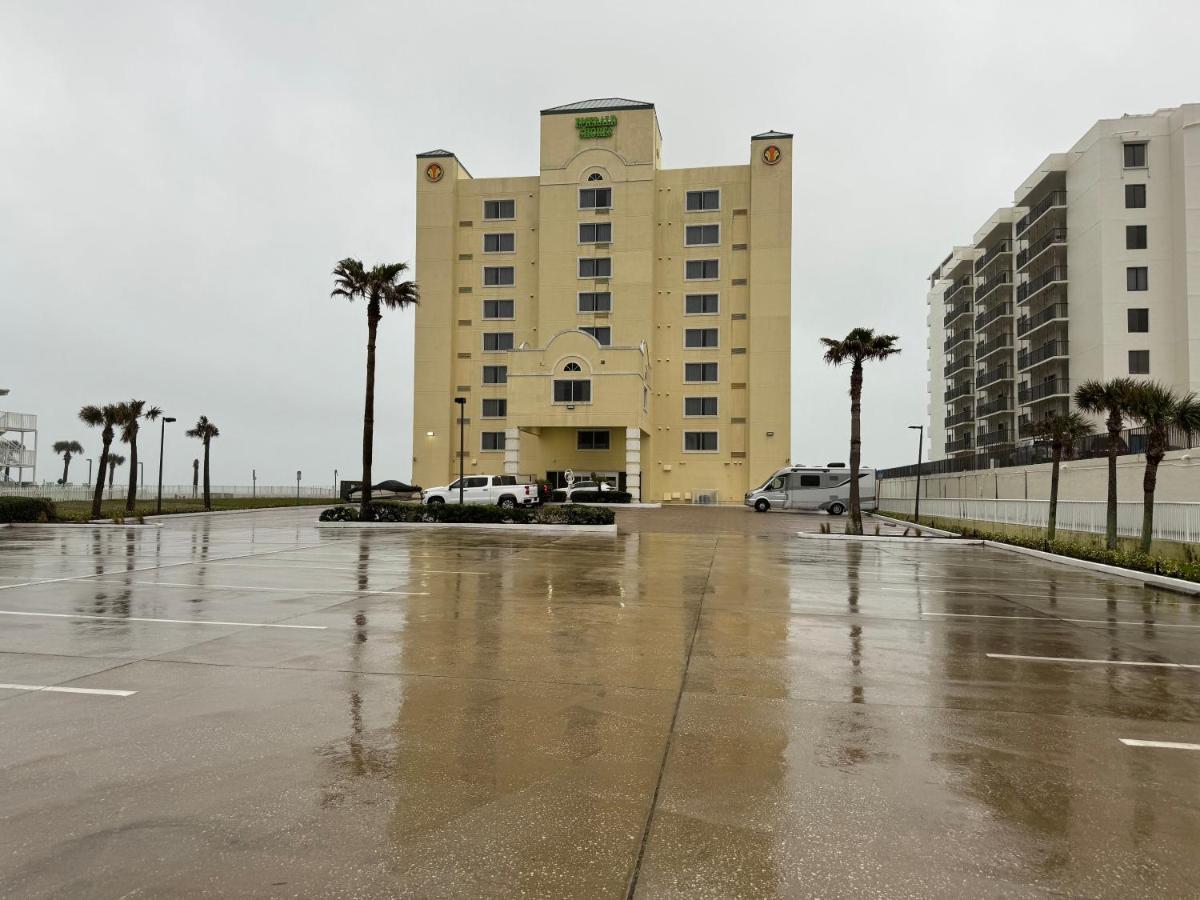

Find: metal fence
0;484;337;502
877;496;1200;544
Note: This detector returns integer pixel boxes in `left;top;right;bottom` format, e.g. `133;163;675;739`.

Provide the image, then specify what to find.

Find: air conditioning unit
693;490;718;505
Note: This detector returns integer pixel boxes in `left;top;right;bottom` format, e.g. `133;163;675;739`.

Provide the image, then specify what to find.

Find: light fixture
426;431;436;437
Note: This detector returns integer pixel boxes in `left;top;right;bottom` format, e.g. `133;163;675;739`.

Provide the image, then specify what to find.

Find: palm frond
79;405;104;427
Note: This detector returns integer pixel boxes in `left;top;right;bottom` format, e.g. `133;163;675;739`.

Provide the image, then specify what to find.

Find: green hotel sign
576;115;617;139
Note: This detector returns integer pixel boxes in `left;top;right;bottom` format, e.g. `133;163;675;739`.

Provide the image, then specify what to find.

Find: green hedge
319;502;614;526
0;497;57;523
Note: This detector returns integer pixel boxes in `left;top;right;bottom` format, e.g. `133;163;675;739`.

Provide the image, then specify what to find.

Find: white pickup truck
422;475;539;508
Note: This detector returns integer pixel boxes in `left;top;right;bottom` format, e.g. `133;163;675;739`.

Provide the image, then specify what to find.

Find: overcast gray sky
3;0;1198;486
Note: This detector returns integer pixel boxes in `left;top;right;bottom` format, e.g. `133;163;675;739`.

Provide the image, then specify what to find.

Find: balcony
945;408;974;428
1016;227;1067;272
976;395;1012;418
0;442;36;468
943;299;973;326
975;240;1012;274
943;278;972;307
1016;265;1068;304
975;332;1012;364
1017;302;1068;339
945;381;975;402
1015;190;1067;238
975;270;1012;303
977;364;1012;388
1018;339;1069;372
946;436;974;454
944;355;974;377
977;428;1014;448
943;329;972;352
1019;419;1033;439
1019;378;1071;405
975;302;1012;331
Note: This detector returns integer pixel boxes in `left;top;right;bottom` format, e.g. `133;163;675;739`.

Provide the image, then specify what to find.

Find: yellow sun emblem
425;162;444;182
762;145;782;165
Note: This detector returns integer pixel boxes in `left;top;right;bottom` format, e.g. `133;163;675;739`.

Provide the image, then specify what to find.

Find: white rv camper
744;464;877;514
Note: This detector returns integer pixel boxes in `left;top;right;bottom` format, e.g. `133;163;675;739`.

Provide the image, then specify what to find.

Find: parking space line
1119;739;1200;751
0;610;327;629
0;682;136;697
924;612;1200;629
987;652;1200;670
85;580;429;596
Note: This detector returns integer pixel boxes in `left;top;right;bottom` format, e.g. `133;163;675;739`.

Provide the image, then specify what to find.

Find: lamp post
155;416;176;515
454;397;466;505
908;424;924;525
296;470;302;506
333;468;338;500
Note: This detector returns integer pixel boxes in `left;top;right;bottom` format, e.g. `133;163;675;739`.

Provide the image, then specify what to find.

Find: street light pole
908;424;924;525
156;416;176;515
454;397;466;505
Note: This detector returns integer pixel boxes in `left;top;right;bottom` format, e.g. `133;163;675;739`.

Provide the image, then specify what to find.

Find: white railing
0;445;36;468
878;496;1200;543
0;411;37;431
0;484;338;502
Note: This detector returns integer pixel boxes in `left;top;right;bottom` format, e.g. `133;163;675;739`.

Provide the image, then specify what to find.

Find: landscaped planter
318;502;615;527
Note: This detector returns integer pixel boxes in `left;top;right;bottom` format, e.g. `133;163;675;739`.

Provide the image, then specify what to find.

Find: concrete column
504;428;520;476
625;427;641;501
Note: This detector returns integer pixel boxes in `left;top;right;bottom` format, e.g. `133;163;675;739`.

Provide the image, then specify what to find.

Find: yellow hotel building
412;98;792;502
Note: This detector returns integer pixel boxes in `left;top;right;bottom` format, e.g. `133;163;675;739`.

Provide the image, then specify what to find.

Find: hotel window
685;189;720;212
579;187;612;209
1126;266;1148;291
483;266;514;286
480;431;506;451
684;397;718;417
580;326;611;346
1126;225;1147;250
483;233;515;253
482;299;514;319
685;224;720;247
577;430;610;451
1125;184;1146;208
483;199;515;220
684;362;718;383
577;291;612;313
1128;350;1150;375
685;293;719;315
1123;142;1147;169
685;328;719;348
553;379;592;403
579;222;613;243
1127;308;1149;333
685;259;719;280
481;398;507;418
482;332;513;352
578;257;612;278
482;365;508;384
683;431;719;452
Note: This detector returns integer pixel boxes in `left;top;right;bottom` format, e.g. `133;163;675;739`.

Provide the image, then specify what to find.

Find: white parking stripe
0;682;136;697
924;612;1200;629
0;610;327;629
86;580;428;596
1119;739;1200;751
987;652;1200;670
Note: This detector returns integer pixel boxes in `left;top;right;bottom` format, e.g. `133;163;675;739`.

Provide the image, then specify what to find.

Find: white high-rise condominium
925;103;1200;462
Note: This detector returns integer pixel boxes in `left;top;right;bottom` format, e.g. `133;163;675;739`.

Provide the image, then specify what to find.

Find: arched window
587;172;604;182
563;362;582;372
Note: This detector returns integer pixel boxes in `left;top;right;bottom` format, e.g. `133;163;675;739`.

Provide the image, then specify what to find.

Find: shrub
320;505;361;522
318;502;614;526
534;504;615;525
0;497;56;523
566;490;632;504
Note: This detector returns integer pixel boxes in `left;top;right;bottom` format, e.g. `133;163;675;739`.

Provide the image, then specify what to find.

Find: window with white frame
482;299;514;319
579;187;612;209
553;379;591;403
579;222;613;243
685;328;719;348
684;362;718;383
482;398;507;418
684;397;718;417
685;224;720;247
483;266;514;286
577;430;610;451
480;431;506;451
483;233;515;253
482;365;508;384
483;199;515;220
685;189;720;212
577;291;612;313
685;259;719;280
580;326;611;346
482;332;513;352
683;431;719;452
563;361;582;372
578;257;612;278
685;293;719;315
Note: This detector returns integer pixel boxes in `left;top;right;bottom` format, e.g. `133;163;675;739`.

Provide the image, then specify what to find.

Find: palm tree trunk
1047;444;1062;543
1141;445;1162;554
61;455;70;485
91;440;110;519
847;358;863;535
361;310;379;514
125;431;138;512
1105;414;1120;550
202;437;211;510
108;462;116;489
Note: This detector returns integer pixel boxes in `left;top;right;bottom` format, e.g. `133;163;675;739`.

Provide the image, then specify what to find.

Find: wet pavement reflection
1;507;1199;898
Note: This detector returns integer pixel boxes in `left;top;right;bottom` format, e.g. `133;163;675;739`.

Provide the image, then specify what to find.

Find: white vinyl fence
0;484;336;502
878;496;1200;544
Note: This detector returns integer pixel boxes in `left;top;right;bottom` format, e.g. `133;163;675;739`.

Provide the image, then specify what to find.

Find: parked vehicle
422;475;539;508
564;480;612;499
345;479;422;502
744;464;876;514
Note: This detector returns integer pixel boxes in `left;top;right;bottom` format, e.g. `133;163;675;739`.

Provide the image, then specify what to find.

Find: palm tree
107;453;126;489
116;400;161;512
819;328;901;535
332;258;419;512
1031;412;1093;542
1124;383;1200;553
1074;378;1139;549
80;404;122;518
52;440;84;485
185;416;220;510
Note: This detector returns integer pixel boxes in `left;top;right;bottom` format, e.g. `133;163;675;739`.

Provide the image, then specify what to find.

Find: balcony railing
1017;302;1068;338
946;436;974;454
977;395;1012;418
1015;190;1067;237
1019;378;1071;405
975;302;1012;331
976;333;1012;362
975;270;1012;303
944;329;972;352
1017;265;1068;304
977;364;1012;388
945;381;975;402
0;443;36;468
944;355;974;377
1016;227;1067;271
977;428;1014;448
1018;339;1069;371
943;299;973;325
943;279;972;306
975;240;1012;273
0;411;37;432
945;408;974;428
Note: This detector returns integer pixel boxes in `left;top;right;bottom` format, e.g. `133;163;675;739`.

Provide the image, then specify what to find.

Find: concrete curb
868;513;960;537
2;521;161;529
144;503;336;521
982;540;1200;597
316;521;618;534
796;531;982;545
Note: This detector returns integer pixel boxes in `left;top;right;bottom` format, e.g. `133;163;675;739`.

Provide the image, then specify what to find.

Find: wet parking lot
2;507;1200;898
